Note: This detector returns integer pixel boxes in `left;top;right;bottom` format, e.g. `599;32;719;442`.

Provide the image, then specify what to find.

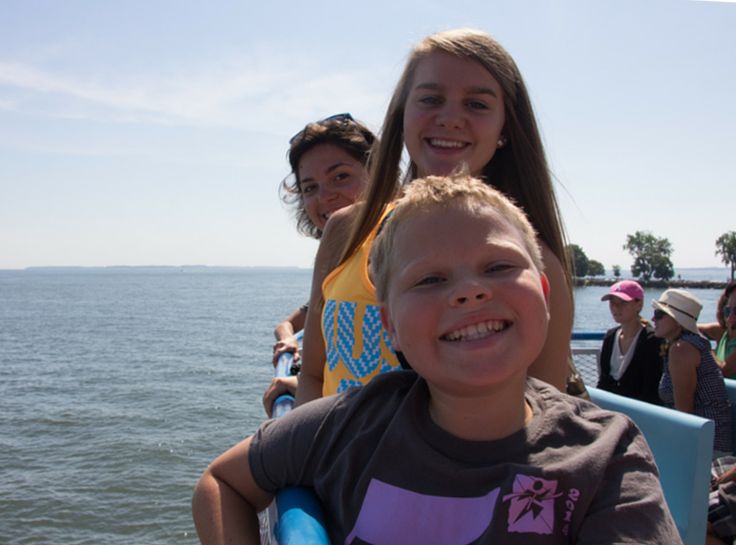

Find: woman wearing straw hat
653;288;733;456
597;280;664;404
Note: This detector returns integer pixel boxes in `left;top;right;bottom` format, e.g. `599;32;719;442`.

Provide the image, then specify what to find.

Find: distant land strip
575;277;728;290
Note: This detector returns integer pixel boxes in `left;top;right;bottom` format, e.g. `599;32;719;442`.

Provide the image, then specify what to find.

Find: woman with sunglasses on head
263;114;375;414
653;288;733;456
699;281;736;378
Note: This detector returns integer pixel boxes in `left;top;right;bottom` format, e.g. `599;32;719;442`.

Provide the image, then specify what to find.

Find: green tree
567;244;589;277
716;231;736;281
612;265;622;279
623;231;675;281
588;260;605;276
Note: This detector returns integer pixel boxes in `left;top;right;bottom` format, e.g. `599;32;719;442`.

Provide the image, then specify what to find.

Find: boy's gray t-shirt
250;371;681;545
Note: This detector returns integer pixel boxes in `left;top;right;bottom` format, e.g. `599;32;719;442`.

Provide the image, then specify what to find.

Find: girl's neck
619;319;643;338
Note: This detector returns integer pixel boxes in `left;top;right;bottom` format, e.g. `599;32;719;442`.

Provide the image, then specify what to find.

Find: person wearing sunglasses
699;281;736;378
653;288;733;456
597;280;664;404
263;114;376;414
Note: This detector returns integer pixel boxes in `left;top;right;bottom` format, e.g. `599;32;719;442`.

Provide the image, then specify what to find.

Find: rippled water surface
0;267;725;544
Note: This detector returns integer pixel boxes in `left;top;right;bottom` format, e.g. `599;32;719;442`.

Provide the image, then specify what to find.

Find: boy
192;175;680;544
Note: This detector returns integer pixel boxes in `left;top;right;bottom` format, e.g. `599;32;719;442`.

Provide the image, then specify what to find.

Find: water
0;267;728;544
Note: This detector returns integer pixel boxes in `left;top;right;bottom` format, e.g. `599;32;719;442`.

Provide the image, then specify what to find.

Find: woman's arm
668;340;700;413
699;322;724;342
272;306;307;365
192;436;273;545
527;244;573;391
295;205;357;406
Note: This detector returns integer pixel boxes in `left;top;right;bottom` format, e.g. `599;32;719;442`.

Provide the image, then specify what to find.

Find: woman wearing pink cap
597;280;664;404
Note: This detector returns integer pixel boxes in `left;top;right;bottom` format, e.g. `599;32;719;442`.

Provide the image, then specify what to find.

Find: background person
264;114;375;414
270;113;374;365
653;288;733;456
699;281;736;378
597;280;664;404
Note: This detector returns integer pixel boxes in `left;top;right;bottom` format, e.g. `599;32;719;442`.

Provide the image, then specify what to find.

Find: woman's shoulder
322;202;363;239
315;204;365;274
669;335;702;361
679;331;710;349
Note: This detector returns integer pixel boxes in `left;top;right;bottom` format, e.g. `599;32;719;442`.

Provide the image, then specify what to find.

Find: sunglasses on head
289;113;355;144
653;309;668;320
724;306;735;319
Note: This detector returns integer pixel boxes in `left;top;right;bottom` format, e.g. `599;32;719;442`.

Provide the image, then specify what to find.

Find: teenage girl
270;114;374;364
699;281;736;378
295;28;574;404
597;280;664;404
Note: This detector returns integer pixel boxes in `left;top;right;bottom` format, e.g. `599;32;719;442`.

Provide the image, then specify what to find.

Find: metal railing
571;331;605;387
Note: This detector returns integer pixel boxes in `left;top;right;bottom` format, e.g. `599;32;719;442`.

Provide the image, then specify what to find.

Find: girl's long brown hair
340;29;572;294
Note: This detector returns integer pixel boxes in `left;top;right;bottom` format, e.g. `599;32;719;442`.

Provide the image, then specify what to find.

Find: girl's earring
497;137;507;148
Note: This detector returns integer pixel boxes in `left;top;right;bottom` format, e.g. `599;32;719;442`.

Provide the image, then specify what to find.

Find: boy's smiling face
381;203;550;397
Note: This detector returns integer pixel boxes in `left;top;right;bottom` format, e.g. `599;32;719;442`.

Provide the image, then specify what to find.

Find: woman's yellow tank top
320;209;401;396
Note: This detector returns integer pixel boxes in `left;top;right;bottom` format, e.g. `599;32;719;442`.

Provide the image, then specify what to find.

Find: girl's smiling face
381;203;549;397
297;144;368;230
403;51;506;178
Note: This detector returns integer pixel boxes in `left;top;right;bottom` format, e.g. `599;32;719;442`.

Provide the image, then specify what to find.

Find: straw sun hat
652;288;702;334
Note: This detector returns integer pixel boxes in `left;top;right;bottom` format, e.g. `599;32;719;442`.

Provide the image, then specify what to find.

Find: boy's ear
540;273;551;304
380;305;401;351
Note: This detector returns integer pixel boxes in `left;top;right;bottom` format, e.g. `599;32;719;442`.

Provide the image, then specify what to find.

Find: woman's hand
262;376;299;417
272;337;300;366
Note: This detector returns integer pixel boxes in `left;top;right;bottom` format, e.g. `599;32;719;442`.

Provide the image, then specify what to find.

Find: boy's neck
427;376;532;441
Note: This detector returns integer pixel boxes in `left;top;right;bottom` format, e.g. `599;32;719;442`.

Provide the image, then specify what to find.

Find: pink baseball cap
601;280;644;302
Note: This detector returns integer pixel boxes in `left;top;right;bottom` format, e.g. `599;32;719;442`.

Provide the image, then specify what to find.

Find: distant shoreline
575;277;729;290
0;265;731;289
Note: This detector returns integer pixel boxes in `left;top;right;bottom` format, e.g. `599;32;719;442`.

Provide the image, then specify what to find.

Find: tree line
568;230;736;281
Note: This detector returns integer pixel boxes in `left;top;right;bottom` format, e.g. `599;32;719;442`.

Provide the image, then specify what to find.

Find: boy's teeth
430;138;466;149
443;320;507;341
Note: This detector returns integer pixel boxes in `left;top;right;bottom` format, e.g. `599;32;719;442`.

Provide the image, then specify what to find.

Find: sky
1;0;734;272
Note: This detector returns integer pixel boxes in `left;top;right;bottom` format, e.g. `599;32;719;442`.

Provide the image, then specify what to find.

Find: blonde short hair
370;174;543;303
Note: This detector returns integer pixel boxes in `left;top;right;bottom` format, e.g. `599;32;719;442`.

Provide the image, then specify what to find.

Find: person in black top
597;280;664;404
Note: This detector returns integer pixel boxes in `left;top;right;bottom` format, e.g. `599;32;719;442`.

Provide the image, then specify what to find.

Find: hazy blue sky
1;0;734;271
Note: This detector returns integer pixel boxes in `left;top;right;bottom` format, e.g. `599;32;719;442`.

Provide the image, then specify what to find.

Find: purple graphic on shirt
502;474;562;535
344;478;500;545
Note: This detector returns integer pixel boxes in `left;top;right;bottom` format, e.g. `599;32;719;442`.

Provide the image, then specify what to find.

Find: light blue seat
588;386;713;545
